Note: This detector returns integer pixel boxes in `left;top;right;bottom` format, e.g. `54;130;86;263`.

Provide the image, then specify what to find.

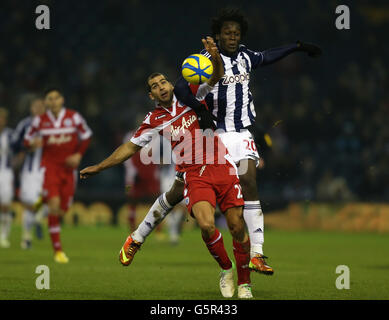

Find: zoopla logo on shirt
222;73;250;85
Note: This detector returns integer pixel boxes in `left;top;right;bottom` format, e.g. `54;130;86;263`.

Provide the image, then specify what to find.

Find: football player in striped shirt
12;97;47;249
0;108;14;248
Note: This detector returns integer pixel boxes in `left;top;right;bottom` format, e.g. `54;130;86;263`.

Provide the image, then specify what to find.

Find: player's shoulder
143;108;170;127
64;108;80;118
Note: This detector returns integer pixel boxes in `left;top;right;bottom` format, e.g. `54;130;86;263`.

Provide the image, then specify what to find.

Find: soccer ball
181;54;213;85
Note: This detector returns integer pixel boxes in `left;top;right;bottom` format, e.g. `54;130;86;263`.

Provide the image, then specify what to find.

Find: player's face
45;91;64;114
217;21;241;54
148;75;174;105
30;99;46;116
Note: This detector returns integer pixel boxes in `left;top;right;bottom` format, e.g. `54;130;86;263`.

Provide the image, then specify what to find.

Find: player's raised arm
80;141;141;179
202;36;224;86
255;41;322;67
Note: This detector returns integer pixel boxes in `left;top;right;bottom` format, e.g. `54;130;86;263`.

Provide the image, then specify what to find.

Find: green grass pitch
1;225;389;300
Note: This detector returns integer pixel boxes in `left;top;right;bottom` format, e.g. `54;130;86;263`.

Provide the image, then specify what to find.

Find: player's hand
80;165;101;179
30;137;43;150
191;100;217;131
296;41;322;58
65;153;82;168
202;36;224;85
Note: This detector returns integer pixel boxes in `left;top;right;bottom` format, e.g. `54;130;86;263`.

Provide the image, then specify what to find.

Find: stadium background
2;0;388;232
1;0;389;301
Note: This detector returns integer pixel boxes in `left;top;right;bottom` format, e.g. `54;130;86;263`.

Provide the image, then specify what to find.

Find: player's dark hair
147;73;169;91
43;86;63;97
211;7;248;38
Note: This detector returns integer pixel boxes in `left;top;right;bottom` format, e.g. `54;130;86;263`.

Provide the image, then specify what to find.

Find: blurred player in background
122;128;163;238
81;38;255;298
24;88;92;263
0;108;14;248
174;7;322;274
12;97;46;249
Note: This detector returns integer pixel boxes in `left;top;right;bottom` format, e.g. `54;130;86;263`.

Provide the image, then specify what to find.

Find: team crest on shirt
64;119;73;127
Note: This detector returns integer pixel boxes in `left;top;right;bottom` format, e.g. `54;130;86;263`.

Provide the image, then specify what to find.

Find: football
181;54;213;85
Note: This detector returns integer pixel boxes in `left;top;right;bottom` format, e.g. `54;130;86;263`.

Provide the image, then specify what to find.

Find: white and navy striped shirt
12;116;42;173
202;44;263;132
0;127;13;171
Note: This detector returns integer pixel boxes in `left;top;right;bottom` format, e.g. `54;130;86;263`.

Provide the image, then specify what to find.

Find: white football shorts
0;170;14;205
218;129;260;166
20;169;44;206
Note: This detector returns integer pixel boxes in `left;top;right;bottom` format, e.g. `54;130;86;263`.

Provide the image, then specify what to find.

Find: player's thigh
192;201;216;230
165;174;185;205
224;206;246;241
238;159;258;201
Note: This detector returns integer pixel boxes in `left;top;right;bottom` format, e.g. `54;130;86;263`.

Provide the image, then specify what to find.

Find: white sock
132;193;173;243
22;209;35;241
0;212;13;241
243;201;264;257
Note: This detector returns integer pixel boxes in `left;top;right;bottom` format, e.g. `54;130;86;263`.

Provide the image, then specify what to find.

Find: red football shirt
130;95;229;172
24;108;92;168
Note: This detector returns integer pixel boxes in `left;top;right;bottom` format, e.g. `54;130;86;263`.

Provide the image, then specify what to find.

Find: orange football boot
249;254;274;275
119;235;141;266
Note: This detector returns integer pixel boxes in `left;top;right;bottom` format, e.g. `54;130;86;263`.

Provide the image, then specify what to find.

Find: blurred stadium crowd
1;0;387;206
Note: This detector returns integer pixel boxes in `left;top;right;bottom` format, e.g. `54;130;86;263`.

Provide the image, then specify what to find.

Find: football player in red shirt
24;88;92;263
80;37;253;298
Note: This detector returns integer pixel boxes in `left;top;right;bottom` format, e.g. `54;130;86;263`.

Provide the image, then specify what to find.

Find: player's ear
148;92;155;101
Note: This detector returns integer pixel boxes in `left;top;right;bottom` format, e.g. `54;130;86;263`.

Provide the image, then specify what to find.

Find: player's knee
228;218;245;241
166;180;184;205
240;176;258;200
197;219;215;238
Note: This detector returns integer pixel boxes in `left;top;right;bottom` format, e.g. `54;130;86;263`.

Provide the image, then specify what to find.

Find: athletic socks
233;238;251;285
22;209;35;242
48;214;62;252
132;193;173;243
0;212;12;241
202;228;232;270
243;200;264;257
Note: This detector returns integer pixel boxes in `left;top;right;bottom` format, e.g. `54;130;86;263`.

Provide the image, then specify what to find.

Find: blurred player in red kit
24;87;92;263
122;129;160;232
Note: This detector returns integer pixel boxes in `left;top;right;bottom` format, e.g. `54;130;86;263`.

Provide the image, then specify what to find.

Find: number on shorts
234;184;243;199
244;139;257;152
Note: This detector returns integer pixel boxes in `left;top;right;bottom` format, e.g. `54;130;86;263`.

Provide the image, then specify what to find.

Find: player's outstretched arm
80;141;141;179
260;41;322;66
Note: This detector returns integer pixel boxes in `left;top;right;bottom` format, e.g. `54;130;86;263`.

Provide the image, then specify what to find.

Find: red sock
48;214;62;252
233;238;251;285
202;229;232;270
128;204;136;231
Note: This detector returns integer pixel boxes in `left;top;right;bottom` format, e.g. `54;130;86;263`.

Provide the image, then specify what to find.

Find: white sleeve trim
196;83;214;101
